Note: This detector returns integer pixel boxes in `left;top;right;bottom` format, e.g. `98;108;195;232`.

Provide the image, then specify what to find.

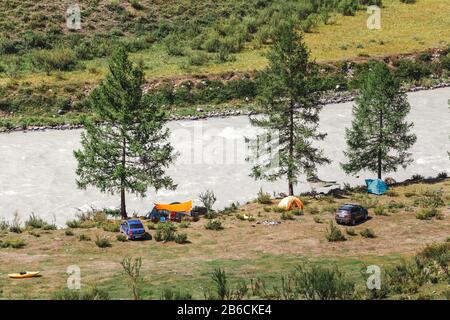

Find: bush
101;221;120;233
326;221;346;242
95;236;112;248
147;222;156;230
280;212;294;220
360;228;376;238
186;51;209;66
164;35;185;56
289;262;356;300
307;206;319;215
0;220;10;233
346;228;357;236
160;288;193;300
0;237;26;249
204;220;223;231
174;233;188;244
65;230;74;236
121;256;144;300
32;48;78;75
256;188;272;204
291;209;304;216
78;234;91;241
415;208;442;220
179;221;190;228
116;234;127;242
395;59;431;81
437;172;448;179
313;216;322;224
24;213;47;229
414;189;445;208
155;222;177;242
373;206;388;216
53;285;110;300
9;212;22;234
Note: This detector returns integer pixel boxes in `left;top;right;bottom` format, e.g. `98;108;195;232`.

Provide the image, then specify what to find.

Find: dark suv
335;204;368;225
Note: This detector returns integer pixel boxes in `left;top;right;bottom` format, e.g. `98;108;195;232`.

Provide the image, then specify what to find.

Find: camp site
0;0;449;305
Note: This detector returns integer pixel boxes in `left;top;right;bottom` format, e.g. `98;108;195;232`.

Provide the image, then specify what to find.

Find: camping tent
154;201;192;212
146;201;193;222
365;179;388;195
278;196;304;211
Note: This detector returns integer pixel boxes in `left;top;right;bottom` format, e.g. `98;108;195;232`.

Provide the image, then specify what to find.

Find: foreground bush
204;220;223;231
53;285;110;300
95;236;112;248
0;237;26;249
154;222;177;242
326;221;346;242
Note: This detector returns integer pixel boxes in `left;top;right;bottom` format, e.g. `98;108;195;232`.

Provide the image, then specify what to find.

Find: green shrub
0;237;26;249
53;285;110;300
280;212;294;220
256;188;272;204
65;230;74;236
263;207;271;213
147;222;156;230
326;221;346;242
160;287;193;300
32;48;78;74
373;206;388;216
394;59;431;81
24;213;47;229
346;228;357;236
179;221;190;228
307;206;319;215
155;222;177;242
116;234;127;242
29;230;41;237
164;35;185;56
78;234;91;241
101;221;120;233
186;51;209;66
415;208;442;220
0;220;10;233
174;233;188;244
95;236;112;248
414;189;445;208
9;212;22;233
204;220;223;231
289;262;356;299
360;228;376;238
291;209;304;216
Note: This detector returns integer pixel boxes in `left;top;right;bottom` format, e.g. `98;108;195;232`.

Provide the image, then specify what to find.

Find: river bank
1;80;449;134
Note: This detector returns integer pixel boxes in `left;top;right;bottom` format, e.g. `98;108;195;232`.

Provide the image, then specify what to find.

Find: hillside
0;0;449;128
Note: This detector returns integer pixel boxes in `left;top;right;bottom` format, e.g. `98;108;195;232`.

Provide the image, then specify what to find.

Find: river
0;87;449;226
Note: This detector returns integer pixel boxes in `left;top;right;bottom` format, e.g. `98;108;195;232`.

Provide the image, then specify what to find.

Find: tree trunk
377;109;383;180
288;99;294;196
120;137;127;219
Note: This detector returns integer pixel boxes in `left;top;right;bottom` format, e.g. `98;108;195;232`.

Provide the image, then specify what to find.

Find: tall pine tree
74;48;176;218
342;61;416;179
248;22;329;196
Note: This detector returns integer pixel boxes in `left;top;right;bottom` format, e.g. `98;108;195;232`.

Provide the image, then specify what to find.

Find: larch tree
341;61;417;180
74;47;176;218
248;22;329;196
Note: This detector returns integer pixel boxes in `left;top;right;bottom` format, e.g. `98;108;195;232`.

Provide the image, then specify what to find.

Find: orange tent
278;196;304;211
154;201;192;212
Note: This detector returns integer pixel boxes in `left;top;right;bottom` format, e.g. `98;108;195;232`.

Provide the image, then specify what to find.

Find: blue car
120;219;146;240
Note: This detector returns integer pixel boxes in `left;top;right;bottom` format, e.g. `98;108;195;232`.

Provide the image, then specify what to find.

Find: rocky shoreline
1;81;449;134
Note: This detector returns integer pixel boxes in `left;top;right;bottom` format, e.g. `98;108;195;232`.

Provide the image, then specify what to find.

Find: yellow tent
154;201;192;212
278;196;304;211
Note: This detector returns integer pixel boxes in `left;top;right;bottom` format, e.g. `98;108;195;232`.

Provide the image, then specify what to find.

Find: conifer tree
248;22;329;196
341;61;416;179
74;48;176;218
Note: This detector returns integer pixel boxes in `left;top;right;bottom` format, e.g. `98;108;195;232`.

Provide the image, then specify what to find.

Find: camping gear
278;196;304;211
146;200;193;223
154;201;192;212
191;206;207;217
365;179;388;195
9;271;40;279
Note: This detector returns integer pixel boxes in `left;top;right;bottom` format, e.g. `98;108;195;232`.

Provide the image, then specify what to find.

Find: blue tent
365;179;388;195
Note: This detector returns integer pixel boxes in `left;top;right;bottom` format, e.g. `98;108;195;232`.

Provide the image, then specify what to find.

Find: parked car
335;204;368;225
120;219;146;240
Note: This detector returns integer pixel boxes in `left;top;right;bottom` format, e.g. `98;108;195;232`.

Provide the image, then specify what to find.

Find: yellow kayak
8;271;40;279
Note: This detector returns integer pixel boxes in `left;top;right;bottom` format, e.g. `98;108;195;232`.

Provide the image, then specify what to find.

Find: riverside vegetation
1;0;449;129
